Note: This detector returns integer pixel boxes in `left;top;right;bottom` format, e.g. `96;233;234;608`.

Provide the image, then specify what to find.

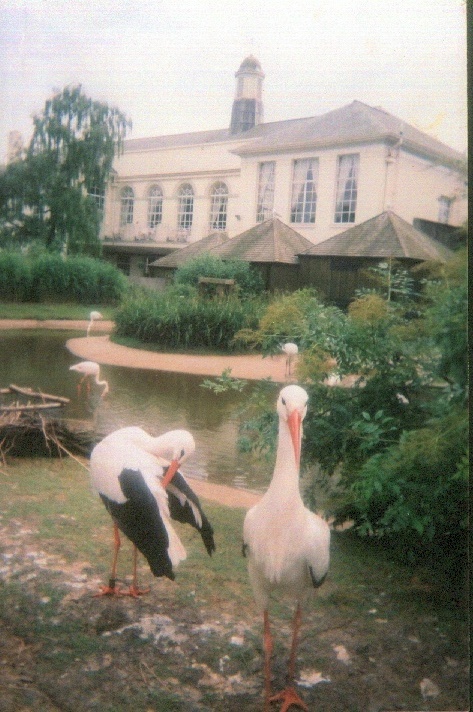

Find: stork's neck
266;416;302;502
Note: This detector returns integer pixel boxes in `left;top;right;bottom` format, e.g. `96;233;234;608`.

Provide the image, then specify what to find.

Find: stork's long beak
161;458;180;488
287;409;302;469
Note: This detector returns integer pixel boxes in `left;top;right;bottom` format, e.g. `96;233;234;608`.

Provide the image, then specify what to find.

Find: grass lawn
0;302;115;320
0;456;469;711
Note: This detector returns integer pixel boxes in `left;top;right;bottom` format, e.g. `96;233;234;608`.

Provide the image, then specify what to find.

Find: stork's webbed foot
92;578;122;597
123;585;150;598
270;686;309;712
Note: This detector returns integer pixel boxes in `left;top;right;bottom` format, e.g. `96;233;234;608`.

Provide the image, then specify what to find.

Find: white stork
69;360;109;397
243;385;330;712
89;426;215;597
87;310;103;336
281;343;298;377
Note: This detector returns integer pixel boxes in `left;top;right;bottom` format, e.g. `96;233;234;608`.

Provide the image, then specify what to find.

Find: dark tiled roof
123;101;463;165
150;232;230;268
300;211;453;262
210;218;313;263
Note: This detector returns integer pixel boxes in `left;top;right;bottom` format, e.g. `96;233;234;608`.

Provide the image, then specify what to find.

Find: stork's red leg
263;609;273;712
93;523;122;596
269;604;308;712
124;545;150;597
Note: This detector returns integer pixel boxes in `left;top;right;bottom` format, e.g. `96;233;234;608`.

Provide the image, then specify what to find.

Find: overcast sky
0;0;467;163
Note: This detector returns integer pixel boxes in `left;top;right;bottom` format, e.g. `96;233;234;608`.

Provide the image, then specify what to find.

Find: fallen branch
8;384;70;404
1;403;64;412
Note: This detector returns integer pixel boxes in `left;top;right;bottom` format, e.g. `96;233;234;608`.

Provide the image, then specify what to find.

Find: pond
0;330;277;492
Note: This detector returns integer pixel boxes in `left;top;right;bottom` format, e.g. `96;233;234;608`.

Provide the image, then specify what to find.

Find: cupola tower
230;56;264;134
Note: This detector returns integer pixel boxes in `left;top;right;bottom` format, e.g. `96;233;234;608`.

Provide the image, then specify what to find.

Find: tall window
334;154;359;223
256;161;275;222
177;183;194;229
148;185;163;228
438;196;452;224
120;186;134;226
209;182;228;231
88;186;105;218
290;158;318;223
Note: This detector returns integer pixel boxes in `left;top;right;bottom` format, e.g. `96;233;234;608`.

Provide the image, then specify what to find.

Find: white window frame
148;185;163;228
119;186;134;226
256;161;275;222
177;184;194;229
290;158;319;224
209;182;228;231
334;154;359;224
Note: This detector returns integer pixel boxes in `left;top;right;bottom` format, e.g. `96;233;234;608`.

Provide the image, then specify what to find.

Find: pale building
101;56;466;279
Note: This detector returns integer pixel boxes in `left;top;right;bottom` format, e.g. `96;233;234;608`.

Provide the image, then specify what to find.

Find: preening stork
89;426;215;596
87;310;103;336
69;361;109;397
243;385;330;712
281;343;298;377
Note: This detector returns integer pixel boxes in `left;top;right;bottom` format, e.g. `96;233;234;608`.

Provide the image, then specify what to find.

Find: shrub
0;250;32;301
174;254;264;297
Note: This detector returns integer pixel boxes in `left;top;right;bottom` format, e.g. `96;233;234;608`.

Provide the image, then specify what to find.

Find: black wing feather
165;470;216;556
101;468;175;580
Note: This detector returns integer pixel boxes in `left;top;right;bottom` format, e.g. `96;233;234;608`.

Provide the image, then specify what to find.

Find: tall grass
0;250;127;304
115;285;264;352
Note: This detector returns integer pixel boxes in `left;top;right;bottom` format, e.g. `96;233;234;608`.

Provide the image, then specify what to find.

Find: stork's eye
281;398;286;406
180;449;185;458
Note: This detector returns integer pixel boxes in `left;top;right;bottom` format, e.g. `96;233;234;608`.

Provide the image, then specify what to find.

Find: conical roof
210;218;313;264
150;232;229;269
301;211;453;262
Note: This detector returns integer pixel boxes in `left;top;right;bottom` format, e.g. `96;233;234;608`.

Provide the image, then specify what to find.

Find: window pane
334;154;359;223
290;158;318;223
148;185;163;228
178;184;194;229
88;186;105;218
256;162;275;222
209;182;228;230
120;187;134;226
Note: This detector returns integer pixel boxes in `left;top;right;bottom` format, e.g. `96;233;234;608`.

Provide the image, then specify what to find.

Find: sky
0;0;467;163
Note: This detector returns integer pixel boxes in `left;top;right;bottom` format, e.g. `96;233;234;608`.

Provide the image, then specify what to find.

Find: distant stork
87;310;103;336
281;342;298;377
243;385;330;711
90;426;215;596
69;361;109;397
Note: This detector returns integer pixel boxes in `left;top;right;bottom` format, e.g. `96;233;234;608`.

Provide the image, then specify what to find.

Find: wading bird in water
243;385;330;711
281;343;298;377
87;310;103;336
89;426;215;596
69;361;109;397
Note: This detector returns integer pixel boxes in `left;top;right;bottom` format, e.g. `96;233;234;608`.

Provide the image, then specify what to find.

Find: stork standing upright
69;361;109;397
89;426;215;596
281;343;298;377
87;310;103;336
243;385;330;712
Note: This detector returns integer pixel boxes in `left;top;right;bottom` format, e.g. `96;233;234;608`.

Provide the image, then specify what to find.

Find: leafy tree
174;254;264;297
0;85;131;254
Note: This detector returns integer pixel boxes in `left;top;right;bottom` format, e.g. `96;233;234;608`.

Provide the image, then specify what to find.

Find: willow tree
1;86;131;254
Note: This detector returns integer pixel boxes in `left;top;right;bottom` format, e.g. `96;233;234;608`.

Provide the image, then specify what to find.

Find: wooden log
1;402;64;412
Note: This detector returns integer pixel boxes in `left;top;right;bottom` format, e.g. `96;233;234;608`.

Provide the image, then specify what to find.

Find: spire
230;56;264;134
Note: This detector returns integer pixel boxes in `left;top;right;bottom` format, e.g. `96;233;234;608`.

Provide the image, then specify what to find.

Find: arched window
177;184;194;229
148;185;163;228
209;182;228;231
120;186;134;226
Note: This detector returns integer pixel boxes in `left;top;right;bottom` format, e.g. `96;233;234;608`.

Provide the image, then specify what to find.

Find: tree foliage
0;86;131;254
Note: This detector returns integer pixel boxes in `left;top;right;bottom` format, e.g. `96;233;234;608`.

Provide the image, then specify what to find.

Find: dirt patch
0;515;468;712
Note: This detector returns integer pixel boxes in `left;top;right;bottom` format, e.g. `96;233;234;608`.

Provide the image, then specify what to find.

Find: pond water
0;330;278;492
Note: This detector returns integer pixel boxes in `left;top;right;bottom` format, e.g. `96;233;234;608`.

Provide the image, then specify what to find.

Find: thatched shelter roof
300;211;453;262
210;218;313;264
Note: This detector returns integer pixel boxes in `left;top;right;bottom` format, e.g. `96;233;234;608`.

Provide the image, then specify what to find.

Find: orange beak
161;458;180;488
287;409;302;469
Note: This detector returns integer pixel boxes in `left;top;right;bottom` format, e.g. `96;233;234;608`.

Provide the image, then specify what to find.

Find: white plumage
89;426;215;596
243;385;330;711
69;360;109;397
281;342;299;377
87;310;103;336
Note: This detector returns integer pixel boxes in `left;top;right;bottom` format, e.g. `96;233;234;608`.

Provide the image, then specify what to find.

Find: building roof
300;211;454;262
123;100;464;166
150;231;230;268
210;218;314;264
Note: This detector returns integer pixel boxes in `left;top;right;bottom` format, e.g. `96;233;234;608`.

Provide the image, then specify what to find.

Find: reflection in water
0;330;276;491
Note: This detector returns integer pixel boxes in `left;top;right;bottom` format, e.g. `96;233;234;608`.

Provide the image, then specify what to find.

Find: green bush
114;286;263;352
174;254;264;297
0;251;32;301
0;250;127;304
